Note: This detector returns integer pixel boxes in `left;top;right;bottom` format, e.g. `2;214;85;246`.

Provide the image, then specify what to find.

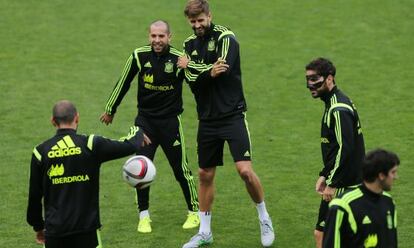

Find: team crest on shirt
208;40;215;51
164;61;174;73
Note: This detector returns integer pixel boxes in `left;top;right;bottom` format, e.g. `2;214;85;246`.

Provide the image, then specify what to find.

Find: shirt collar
321;86;338;104
56;128;77;135
360;184;383;199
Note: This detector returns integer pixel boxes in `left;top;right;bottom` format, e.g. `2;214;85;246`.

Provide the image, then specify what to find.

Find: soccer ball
122;155;156;189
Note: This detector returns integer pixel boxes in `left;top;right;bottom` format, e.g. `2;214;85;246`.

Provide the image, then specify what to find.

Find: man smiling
178;1;275;247
100;20;199;234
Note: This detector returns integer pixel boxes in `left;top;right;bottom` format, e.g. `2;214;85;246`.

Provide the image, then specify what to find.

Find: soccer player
26;100;149;248
178;1;275;247
305;58;366;248
100;20;199;233
323;149;399;247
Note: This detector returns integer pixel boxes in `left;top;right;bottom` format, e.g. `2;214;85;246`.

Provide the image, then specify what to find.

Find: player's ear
74;113;80;125
327;75;333;83
378;172;386;181
51;117;58;127
326;75;335;87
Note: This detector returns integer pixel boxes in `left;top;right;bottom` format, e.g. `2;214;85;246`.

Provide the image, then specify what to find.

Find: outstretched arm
90;126;150;163
101;53;139;124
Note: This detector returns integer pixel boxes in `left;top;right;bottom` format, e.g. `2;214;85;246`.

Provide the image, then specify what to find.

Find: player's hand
35;230;45;244
177;56;190;69
210;59;229;77
100;113;114;125
322;186;336;202
142;133;152;146
315;176;326;195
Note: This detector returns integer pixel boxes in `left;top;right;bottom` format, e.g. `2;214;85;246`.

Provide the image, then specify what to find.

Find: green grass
1;0;413;247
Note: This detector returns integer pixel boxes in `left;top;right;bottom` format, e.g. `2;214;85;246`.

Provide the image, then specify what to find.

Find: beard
193;24;210;37
379;178;392;191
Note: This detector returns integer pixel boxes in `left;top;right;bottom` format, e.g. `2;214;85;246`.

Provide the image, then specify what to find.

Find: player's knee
238;168;254;183
314;229;323;242
198;168;214;184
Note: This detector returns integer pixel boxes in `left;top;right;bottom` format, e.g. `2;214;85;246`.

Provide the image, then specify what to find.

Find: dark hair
362;149;400;182
184;0;210;17
52;100;77;125
305;57;336;79
149;20;170;34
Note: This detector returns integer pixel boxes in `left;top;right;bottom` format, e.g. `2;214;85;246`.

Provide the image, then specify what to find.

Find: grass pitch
1;0;413;247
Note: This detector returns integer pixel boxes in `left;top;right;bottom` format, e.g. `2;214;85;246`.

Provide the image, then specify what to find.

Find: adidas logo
47;135;82;158
244;150;251;157
144;61;152;68
173;140;181;146
319;221;326;227
362;215;372;224
48;164;65;178
191;50;198;56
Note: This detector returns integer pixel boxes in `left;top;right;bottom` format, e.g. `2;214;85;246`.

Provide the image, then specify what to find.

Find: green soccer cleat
182;212;200;229
182;232;213;248
137;216;152;233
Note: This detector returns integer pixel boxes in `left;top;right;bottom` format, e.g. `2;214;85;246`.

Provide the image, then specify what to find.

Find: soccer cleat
182;232;213;248
182;212;200;229
260;219;275;247
137;216;152;233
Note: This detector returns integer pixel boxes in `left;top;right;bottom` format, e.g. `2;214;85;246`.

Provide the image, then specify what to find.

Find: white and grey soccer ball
122;155;156;189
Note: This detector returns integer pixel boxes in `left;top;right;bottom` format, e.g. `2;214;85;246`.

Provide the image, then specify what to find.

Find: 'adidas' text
48;147;81;158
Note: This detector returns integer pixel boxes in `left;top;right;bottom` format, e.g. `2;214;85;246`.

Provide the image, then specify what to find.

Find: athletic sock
256;201;270;221
139;210;150;219
199;211;212;234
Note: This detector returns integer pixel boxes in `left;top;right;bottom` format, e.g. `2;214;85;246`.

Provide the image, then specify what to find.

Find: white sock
139;210;150;219
256;201;270;221
199;211;212;234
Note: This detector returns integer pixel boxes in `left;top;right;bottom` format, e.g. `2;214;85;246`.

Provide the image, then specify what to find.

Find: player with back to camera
100;20;199;233
178;0;275;247
305;57;365;248
26;100;150;248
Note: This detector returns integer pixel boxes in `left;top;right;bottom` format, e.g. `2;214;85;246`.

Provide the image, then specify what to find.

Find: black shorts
45;230;101;248
315;199;329;231
197;113;252;168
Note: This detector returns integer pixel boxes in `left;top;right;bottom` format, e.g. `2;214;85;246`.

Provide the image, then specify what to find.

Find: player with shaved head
100;20;199;234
